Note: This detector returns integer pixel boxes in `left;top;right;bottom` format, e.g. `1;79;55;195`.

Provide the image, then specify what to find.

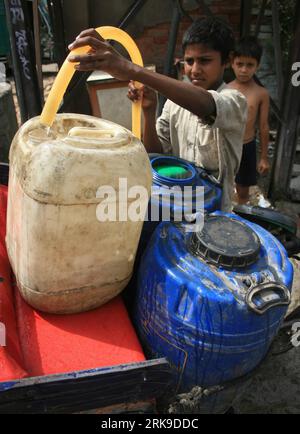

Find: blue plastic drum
135;212;293;392
140;155;222;252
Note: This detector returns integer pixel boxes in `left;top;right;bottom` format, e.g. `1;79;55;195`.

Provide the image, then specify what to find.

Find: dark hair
233;37;263;63
182;17;235;64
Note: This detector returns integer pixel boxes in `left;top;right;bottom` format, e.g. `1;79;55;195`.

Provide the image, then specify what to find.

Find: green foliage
254;0;297;71
278;0;297;67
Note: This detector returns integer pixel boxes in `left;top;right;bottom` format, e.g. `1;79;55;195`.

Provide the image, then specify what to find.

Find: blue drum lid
151;156;197;187
190;215;261;269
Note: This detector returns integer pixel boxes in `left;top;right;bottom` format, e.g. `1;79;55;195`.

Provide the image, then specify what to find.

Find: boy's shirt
156;83;248;212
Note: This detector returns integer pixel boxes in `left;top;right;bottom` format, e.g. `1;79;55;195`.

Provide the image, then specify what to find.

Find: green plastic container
0;1;10;57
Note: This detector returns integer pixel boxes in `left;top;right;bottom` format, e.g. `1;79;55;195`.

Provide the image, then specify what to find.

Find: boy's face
183;43;226;90
231;56;259;83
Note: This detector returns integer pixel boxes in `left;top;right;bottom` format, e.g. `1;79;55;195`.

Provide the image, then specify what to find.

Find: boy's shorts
235;139;257;187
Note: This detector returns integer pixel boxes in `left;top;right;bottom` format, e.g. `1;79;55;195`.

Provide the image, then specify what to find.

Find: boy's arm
258;90;270;175
143;107;163;153
68;30;216;120
131;67;216;120
127;81;162;153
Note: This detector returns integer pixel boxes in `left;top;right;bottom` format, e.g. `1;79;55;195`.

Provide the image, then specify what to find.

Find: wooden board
0;358;172;414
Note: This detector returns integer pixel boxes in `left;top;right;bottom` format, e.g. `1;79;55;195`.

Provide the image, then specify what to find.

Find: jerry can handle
40;26;143;139
246;282;291;315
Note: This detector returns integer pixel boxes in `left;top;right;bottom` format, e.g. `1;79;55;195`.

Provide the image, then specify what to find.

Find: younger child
228;36;270;205
68;18;248;211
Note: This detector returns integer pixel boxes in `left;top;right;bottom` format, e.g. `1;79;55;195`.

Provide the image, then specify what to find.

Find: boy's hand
68;28;134;81
127;81;157;113
258;157;270;175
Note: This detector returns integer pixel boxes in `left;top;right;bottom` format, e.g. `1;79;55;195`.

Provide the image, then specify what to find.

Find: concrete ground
235;347;300;414
232;186;300;414
235;257;300;414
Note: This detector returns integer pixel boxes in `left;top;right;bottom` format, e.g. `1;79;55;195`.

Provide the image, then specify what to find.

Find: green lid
155;165;189;179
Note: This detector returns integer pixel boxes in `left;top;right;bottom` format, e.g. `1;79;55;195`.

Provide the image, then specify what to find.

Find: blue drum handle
246;283;291;315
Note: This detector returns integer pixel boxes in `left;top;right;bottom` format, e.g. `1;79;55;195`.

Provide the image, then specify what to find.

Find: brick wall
133;0;241;70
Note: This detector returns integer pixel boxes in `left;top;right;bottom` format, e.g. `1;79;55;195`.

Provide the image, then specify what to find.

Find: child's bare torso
227;79;265;144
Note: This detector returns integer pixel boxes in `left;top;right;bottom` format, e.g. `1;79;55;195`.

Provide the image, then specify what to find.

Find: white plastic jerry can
6;114;152;314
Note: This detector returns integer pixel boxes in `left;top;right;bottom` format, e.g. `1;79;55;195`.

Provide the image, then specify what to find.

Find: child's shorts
235;139;257;187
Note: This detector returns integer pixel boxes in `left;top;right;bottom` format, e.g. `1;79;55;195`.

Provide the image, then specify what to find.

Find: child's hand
258;157;270;175
68;28;133;81
127;81;157;113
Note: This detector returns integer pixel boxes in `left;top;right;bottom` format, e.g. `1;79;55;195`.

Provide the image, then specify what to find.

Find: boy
228;36;270;205
68;18;247;212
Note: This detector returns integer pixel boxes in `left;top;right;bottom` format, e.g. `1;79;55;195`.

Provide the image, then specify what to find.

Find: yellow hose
40;26;143;139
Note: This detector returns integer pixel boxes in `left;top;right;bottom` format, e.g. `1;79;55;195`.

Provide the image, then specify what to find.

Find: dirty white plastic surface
6;114;152;314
